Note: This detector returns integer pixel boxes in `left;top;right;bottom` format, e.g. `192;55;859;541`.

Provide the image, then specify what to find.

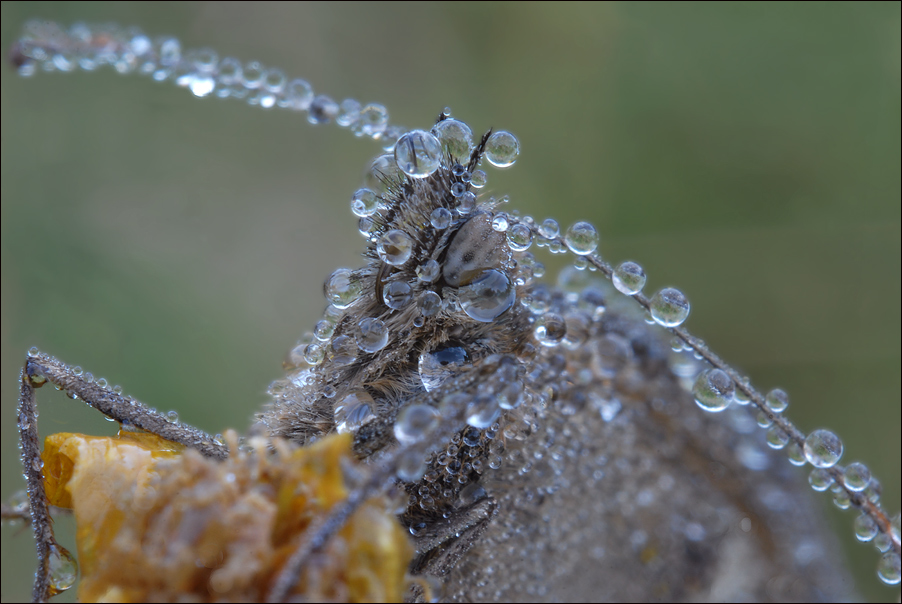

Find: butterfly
1;4;899;601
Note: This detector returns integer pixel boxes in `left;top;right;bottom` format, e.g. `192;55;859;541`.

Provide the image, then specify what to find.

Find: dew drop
394;130;443;178
459;269;516;323
283;78;313;110
377;229;414;266
877;551;901;585
786;441;807;466
650;287;690;327
765;388;789;413
48;543;77;595
383;280;413;309
804;429;843;468
366;154;403;192
416;259;441;283
458;191;477;214
564;221;598;255
356;317;389;353
842;461;871;492
354;103;389;138
430;207;452;230
538;218;560;239
417;291;443;317
469;169;487;188
853;513;879;542
307;95;339;123
334;390;375;434
419;347;470;392
484;130;520;168
329;335;358;366
350;188;380;217
535;313;567;347
394;404;441;445
612;261;647;295
492;215;510;232
165;410;179;423
466;394;501;429
396;448;428;482
336;98;361;127
765;425;790;449
507;224;534;251
324;268;362;308
432;118;474;160
692;369;734;412
808;468;834;491
313;319;335;341
303;342;325;365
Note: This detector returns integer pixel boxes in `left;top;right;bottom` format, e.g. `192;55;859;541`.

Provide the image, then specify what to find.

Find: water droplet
765;388;789;413
459;269;516;322
416;259;441;283
394;130;442;178
537;218;560;239
418;291;443;317
419;346;470;392
765;425;790;449
354;104;389;138
466;394;501;429
28;346;39;357
350;188;380;217
878;551;901;585
484;130;520;168
283;78;313;110
853;513;879;542
432;118;474;160
612;261;647;295
875;532;893;553
336;98;361;127
469;169;487;188
383;280;412;309
562;221;598;256
457;191;477;214
842;462;871;491
96;377;108;389
430;207;452;230
692;369;734;412
535;313;567;347
48;543;77;595
808;468;834;491
308;94;339;124
377;229;414;266
365;154;404;192
313;319;335;341
804;429;843;468
356;317;389;353
591;334;633;379
165;410;179;423
329;335;358;366
892;513;901;542
785;441;807;466
650;287;690;327
303;342;325;365
507;224;533;251
451;182;467;197
396;448;428;482
394;404;441;445
324;268;362;308
492;214;510;232
334;391;375;434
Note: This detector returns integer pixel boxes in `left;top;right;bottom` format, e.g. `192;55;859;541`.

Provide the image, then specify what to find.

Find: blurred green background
1;2;899;601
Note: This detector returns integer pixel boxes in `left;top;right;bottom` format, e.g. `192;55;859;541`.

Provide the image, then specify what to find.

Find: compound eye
442;214;510;287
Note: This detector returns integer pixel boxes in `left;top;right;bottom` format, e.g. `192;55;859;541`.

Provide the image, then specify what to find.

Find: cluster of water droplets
12;21;401;145
489;193;902;585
